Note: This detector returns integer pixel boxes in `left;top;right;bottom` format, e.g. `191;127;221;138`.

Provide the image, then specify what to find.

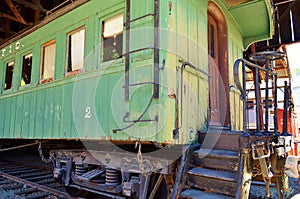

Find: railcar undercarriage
48;134;298;198
50;143;184;198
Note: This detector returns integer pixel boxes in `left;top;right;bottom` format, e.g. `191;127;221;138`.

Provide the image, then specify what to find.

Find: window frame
40;39;56;84
20;52;33;87
65;26;86;77
3;60;14;91
100;12;124;63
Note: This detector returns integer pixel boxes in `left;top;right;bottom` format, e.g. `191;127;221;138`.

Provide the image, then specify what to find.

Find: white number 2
85;107;92;119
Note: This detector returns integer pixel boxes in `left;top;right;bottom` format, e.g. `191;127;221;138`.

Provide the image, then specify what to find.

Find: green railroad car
2;0;292;198
0;0;272;143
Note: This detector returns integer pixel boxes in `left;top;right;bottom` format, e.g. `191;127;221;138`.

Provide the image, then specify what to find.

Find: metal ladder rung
124;13;155;26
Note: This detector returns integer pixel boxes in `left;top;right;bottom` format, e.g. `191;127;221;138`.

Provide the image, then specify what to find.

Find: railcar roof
227;0;273;48
0;0;299;47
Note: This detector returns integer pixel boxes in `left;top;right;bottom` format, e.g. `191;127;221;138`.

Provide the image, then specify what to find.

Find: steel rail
0;141;40;152
0;171;70;198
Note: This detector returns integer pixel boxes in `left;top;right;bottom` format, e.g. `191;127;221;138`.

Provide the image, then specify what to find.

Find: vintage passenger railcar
0;0;298;198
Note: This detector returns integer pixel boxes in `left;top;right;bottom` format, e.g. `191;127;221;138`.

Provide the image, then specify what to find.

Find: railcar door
208;14;221;126
207;2;229;127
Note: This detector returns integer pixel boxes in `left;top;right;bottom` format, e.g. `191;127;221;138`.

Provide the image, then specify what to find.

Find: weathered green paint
0;0;273;144
28;91;37;138
229;0;273;48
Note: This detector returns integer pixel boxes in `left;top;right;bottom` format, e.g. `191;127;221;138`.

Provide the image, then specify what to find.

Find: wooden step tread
187;167;236;182
198;132;240;151
181;189;234;199
195;149;239;159
193;149;239;171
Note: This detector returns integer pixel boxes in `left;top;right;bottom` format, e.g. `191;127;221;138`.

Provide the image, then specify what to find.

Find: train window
41;40;56;84
21;53;33;86
4;61;14;90
102;14;123;62
66;27;85;76
208;24;215;58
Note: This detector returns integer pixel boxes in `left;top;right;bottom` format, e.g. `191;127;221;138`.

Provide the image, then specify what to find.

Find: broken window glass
102;14;123;62
21;53;32;86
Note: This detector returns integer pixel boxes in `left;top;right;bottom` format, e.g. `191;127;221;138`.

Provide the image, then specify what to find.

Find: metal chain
38;142;53;164
136;141;147;175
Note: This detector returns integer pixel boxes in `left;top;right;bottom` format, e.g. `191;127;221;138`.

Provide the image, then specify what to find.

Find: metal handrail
234;58;277;96
233;58;279;135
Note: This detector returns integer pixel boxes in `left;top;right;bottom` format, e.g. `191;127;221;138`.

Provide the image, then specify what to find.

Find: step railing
233;51;286;135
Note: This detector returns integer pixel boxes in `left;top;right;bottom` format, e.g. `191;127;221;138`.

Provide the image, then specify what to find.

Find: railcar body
0;0;272;143
1;0;294;198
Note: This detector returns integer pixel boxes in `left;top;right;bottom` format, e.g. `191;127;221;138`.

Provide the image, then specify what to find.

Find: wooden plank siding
0;0;273;144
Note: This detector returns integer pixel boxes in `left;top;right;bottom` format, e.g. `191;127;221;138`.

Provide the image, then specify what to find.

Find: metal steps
194;149;239;171
180;147;240;198
187;167;237;196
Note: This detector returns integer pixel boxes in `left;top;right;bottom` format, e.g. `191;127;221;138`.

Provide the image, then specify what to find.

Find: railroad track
0;160;70;199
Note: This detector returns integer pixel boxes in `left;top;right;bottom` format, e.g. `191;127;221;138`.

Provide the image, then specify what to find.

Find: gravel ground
250;178;300;199
0;190;17;198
